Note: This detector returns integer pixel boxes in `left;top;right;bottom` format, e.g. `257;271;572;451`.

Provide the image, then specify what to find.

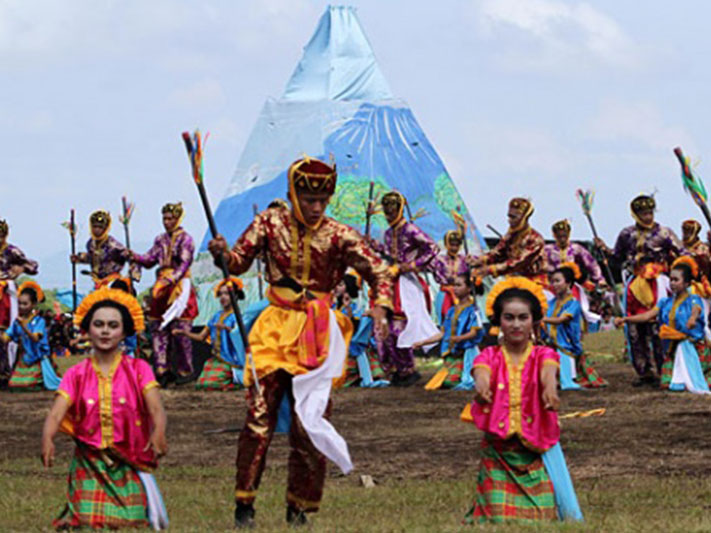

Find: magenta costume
57;355;160;470
373;220;439;379
544;243;603;284
133;228;198;378
471;345;560;452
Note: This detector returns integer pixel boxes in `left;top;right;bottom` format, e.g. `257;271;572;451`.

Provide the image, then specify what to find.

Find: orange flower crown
213;276;244;297
558;261;582;281
485;276;548;319
18;280;44;303
672;255;699;279
74;287;145;333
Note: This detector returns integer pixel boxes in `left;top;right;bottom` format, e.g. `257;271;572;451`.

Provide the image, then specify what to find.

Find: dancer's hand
146;430;168;458
542;384;560;411
474;379;492;404
371;306;390;341
207;235;229;262
614;317;626;328
41;438;55;468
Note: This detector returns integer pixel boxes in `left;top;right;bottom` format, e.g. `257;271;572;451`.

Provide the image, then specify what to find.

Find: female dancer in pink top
41;287;169;530
463;276;582;524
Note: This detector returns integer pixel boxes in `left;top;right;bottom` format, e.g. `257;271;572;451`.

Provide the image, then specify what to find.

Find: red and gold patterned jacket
226;208;393;309
478;226;548;280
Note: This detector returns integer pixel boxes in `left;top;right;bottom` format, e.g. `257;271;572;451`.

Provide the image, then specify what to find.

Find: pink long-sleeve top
57;355;160;471
470;344;560;452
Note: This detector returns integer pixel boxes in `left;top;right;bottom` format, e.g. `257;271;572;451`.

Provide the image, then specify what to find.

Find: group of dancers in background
2;154;711;528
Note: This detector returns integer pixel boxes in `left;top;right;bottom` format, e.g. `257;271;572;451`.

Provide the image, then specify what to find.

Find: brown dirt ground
3;359;711;484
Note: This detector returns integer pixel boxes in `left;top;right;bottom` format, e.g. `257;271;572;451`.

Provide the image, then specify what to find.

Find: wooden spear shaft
181;132;260;393
70;209;77;313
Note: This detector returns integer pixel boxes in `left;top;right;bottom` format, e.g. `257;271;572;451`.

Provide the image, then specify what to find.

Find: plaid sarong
441;354;464;389
343;347;388;387
53;445;149;530
8;358;44;391
574;353;607;388
195;357;238;391
660;340;711;388
464;436;556;524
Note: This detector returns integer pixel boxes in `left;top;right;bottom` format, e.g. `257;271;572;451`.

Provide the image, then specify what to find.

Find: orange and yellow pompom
485;276;548;319
74;287;145;332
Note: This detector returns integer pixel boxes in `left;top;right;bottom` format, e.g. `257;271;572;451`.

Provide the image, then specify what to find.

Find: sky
2;0;711;289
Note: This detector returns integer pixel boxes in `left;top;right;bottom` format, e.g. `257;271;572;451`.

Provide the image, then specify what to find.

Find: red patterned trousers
235;370;330;512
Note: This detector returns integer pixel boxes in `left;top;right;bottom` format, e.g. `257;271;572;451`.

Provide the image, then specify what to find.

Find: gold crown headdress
74;287;145;333
558;261;582;281
485;276;548;319
18;280;44;302
672;255;699;279
213;276;244;297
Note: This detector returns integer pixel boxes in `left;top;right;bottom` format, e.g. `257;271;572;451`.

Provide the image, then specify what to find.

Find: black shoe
632;373;656;387
175;373;195;386
398;371;422;387
235;503;255;529
286;506;308;527
156;373;172;389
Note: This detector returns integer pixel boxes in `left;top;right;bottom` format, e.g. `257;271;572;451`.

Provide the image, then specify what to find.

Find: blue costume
426;299;483;390
657;291;710;393
546;295;607;390
6;313;60;390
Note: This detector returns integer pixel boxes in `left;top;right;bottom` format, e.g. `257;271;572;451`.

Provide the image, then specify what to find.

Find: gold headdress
287;157;337;229
381;191;406;227
485;276;548;319
444;230;463;248
682;219;701;246
0;219;8;236
630;194;656;228
558;261;582;281
508;197;534;232
162;202;185;229
551;219;571;236
89;210;112;242
18;280;44;303
74;287;145;333
672;255;699;279
213;276;244;297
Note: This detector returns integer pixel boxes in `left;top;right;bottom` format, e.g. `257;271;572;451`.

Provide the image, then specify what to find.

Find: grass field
3;329;711;532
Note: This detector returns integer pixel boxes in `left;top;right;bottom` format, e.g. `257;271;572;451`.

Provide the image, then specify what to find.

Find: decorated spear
576;189;622;312
65;209;78;312
181;129;260;392
252;203;264;300
119;196;139;283
119;196;135;250
674;147;711;227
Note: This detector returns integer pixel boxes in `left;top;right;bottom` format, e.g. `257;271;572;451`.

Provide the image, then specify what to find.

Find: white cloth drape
292;310;353;474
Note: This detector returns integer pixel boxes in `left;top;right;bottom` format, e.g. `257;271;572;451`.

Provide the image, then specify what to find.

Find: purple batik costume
544;242;603;284
614;223;684;377
374;220;439;378
133;228;198;378
0;243;38;380
77;236;138;288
